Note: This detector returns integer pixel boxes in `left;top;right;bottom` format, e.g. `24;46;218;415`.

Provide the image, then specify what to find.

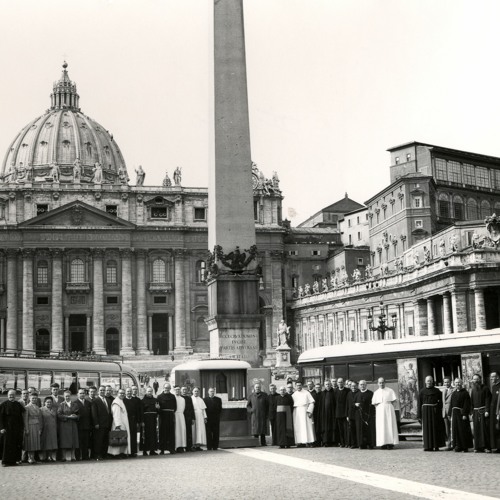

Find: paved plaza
0;442;498;500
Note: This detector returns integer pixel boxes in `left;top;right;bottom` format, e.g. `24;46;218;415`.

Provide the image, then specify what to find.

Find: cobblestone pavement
0;442;498;500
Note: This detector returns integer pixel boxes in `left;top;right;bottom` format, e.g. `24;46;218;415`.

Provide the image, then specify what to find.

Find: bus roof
172;359;251;374
0;357;131;373
297;328;500;364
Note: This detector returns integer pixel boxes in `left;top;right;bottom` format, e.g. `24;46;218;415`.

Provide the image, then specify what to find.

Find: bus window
26;371;52;397
348;363;373;382
331;364;348;381
373;361;397;381
53;372;78;394
302;367;322;384
121;374;135;390
101;374;120;394
77;372;99;391
0;370;26;394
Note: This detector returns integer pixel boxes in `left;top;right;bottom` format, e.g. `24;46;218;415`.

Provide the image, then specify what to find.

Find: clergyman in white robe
372;386;399;447
292;388;315;444
174;395;187;450
191;395;207;447
108;397;132;456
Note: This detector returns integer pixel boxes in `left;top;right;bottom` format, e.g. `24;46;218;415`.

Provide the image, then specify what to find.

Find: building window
70;258;85;283
481;200;491;219
439;200;450;218
254;201;258;221
494;170;500;190
37;260;48;284
311;250;321;256
414;196;422;208
106;296;118;305
406;153;411;162
467;198;479;220
153;295;167;304
395;157;400;165
476;167;490;188
348;235;352;245
106;205;118;216
288;250;298;256
291;276;298;288
435;158;447;181
106;260;117;284
152;259;166;283
448;161;461;184
357;232;361;241
151;206;168;219
463;164;475;186
196;260;206;283
194;207;206;221
453;200;464;220
36;296;49;305
36;204;48;215
357;258;364;265
347;219;351;227
415;220;423;228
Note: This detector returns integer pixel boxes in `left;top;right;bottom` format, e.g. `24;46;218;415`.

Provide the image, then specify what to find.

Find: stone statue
395;257;404;273
135;165;145;186
329;273;336;288
423;246;431;263
73;158;82;182
304;283;311;295
321;278;328;292
312;280;319;294
173;166;182;186
472;231;481;249
272;171;280;190
439;238;446;256
8;163;17;183
380;262;389;276
50;162;60;182
365;265;373;279
277;319;290;346
352;268;361;282
413;251;420;266
163;171;172;187
118;165;129;184
449;234;459;252
92;162;103;184
298;285;304;298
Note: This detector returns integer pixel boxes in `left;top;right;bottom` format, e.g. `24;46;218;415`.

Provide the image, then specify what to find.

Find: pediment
19;200;136;229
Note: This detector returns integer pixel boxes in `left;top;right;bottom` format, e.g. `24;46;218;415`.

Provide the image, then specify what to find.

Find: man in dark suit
124;387;142;457
91;386;112;460
334;378;350;447
86;386;98;458
105;385;114;407
204;387;223;451
75;388;92;460
268;384;279;446
49;383;64;409
181;386;195;451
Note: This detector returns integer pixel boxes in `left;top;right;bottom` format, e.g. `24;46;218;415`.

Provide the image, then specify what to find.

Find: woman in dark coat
0;390;25;467
57;390;79;461
40;397;58;462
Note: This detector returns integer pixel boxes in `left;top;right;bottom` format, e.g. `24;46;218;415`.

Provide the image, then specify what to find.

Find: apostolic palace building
2;63;500;372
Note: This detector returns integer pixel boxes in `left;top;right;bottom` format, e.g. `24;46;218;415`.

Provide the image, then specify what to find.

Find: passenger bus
297;327;500;424
0;356;140;403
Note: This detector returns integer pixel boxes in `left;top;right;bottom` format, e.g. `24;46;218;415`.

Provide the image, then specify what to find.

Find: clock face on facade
252;172;259;189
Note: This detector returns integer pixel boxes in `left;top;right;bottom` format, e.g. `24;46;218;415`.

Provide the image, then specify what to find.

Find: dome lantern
50;61;80;110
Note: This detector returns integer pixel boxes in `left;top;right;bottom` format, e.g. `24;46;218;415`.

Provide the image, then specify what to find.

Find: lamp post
368;311;397;340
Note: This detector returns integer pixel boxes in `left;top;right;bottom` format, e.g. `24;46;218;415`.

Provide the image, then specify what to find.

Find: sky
1;0;500;225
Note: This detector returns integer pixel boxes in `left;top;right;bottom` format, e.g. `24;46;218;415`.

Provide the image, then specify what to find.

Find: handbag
109;429;128;447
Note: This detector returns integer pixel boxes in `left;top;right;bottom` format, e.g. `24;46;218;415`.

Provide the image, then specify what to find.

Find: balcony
148;281;173;293
65;282;91;293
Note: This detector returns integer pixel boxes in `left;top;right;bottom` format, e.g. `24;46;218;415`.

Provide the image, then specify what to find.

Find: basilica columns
426;298;436;336
442;292;452;335
92;249;106;355
51;249;64;354
6;249;18;351
451;290;468;333
135;249;150;355
22;249;34;352
174;249;187;352
473;288;487;330
120;249;134;355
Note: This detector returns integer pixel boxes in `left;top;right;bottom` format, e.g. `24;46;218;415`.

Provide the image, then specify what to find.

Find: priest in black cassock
157;383;177;454
141;387;158;456
417;376;445;451
490;371;500;452
334;378;350;447
448;378;473;452
470;374;491;453
346;381;359;448
268;384;279;446
319;379;336;446
353;380;375;449
275;386;294;448
181;386;195;452
0;390;25;467
204;388;222;450
124;387;143;457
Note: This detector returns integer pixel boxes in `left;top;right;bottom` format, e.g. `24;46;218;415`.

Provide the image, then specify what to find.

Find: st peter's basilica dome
1;62;128;184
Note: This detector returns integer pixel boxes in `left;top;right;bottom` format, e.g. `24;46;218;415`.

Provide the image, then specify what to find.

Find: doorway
69;314;86;352
152;314;168;355
106;328;120;355
36;329;50;357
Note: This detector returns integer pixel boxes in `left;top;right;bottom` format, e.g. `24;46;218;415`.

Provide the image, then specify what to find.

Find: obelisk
207;0;261;366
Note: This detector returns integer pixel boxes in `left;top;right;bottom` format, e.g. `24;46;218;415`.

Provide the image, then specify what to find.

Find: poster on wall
397;358;418;420
461;353;483;390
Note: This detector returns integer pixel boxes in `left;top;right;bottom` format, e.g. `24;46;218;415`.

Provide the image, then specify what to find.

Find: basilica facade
0;64;286;361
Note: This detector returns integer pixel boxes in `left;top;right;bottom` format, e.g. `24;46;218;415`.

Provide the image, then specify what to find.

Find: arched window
481;200;491;220
70;258;85;283
467;198;478;220
106;260;117;284
438;193;449;218
452;196;464;220
37;260;48;285
152;259;166;283
196;260;206;283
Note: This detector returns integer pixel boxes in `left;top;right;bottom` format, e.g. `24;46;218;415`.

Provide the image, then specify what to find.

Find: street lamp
368;310;397;340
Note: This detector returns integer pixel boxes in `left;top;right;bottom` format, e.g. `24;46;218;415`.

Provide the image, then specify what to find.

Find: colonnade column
173;249;186;351
135;249;150;355
148;315;153;353
474;288;487;330
91;249;106;355
415;300;428;336
6;249;18;351
443;293;453;335
168;315;174;352
51;248;64;354
120;248;134;356
22;249;34;353
451;290;468;333
427;297;436;336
